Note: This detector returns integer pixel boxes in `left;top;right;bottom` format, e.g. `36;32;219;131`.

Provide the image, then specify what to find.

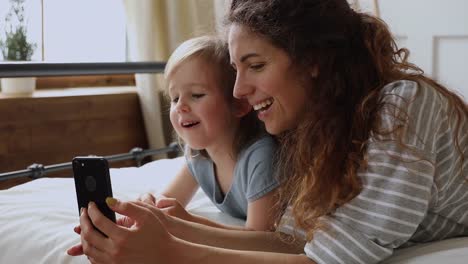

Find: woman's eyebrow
240;53;260;63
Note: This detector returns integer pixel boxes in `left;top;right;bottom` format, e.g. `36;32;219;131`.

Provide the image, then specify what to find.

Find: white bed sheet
0;157;466;264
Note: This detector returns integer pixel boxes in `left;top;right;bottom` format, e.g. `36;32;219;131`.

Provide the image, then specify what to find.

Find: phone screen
72;157;116;224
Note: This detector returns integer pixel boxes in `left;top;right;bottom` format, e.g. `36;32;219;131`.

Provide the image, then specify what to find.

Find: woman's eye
250;63;265;71
192;93;205;99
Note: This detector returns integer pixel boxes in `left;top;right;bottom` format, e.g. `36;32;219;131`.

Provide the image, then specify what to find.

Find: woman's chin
264;118;297;135
265;123;283;135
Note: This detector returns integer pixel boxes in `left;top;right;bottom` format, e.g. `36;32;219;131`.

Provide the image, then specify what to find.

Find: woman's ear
233;99;252;118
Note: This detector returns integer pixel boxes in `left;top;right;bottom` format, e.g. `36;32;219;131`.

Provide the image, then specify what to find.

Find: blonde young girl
141;35;279;231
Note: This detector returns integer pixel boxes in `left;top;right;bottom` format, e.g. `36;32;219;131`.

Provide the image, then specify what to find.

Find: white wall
357;0;468;101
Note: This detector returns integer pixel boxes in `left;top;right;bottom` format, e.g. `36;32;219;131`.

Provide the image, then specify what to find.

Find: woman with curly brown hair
70;0;467;263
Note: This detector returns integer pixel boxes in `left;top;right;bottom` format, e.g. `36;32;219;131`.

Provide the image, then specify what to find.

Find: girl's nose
176;101;190;113
233;72;254;99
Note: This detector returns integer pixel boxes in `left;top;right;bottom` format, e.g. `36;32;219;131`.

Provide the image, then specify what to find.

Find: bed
0;156;467;264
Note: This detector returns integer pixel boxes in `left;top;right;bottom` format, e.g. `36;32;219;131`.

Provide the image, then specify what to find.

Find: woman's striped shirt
279;80;468;264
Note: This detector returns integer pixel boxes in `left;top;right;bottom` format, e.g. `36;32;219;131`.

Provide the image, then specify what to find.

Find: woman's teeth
253;99;273;111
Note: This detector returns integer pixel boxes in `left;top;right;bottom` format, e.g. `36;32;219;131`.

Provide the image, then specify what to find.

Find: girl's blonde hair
164;35;265;159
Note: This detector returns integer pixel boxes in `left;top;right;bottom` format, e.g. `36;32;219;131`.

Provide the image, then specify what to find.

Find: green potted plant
0;0;37;94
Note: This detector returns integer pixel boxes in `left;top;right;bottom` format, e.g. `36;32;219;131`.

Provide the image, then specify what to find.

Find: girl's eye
171;97;179;103
192;93;205;99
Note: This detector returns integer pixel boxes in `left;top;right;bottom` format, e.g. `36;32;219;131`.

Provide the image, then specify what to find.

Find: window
0;0;133;88
41;0;127;62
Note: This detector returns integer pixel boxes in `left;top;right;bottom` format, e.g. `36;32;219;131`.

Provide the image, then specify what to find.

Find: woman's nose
233;73;254;99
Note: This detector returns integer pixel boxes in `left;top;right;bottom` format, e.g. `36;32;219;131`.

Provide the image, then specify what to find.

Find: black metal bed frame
0;143;181;182
0;61;180;182
0;62;166;77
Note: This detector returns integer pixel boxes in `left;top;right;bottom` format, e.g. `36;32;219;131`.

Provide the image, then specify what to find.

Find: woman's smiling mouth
253;98;274;112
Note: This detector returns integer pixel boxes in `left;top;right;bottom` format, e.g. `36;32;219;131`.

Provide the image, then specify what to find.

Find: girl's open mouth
181;121;200;128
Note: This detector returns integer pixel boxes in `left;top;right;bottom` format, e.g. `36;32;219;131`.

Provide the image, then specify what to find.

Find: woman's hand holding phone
72;156;116;235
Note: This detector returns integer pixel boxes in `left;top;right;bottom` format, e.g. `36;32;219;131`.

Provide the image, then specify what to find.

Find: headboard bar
0;142;180;182
0;61;166;78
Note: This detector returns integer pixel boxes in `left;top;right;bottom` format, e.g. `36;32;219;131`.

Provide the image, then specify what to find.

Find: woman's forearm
173;237;314;264
168;217;305;254
189;213;251;231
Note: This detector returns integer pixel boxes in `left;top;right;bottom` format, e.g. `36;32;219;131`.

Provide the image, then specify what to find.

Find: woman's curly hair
227;0;467;240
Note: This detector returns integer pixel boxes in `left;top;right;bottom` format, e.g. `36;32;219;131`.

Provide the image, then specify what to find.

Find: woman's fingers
67;225;83;256
81;243;108;264
116;216;135;228
79;208;112;262
70;210;132;256
73;225;81;234
155;197;177;208
86;202;125;241
138;193;157;205
79;199;168;263
105;198;157;228
135;200;167;219
77;198;174;263
79;207;98;237
66;244;84;256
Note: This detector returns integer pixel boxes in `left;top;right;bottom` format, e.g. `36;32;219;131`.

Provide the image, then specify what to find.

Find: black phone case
72;156;116;224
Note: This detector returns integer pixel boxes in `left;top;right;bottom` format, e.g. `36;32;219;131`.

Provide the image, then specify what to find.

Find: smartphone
72;156;116;227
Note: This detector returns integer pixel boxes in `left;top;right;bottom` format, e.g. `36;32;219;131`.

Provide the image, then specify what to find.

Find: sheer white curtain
123;0;228;152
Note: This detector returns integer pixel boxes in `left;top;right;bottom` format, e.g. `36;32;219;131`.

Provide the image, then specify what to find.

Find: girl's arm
244;189;278;230
181;189;278;231
158;163;199;207
141;162;278;231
